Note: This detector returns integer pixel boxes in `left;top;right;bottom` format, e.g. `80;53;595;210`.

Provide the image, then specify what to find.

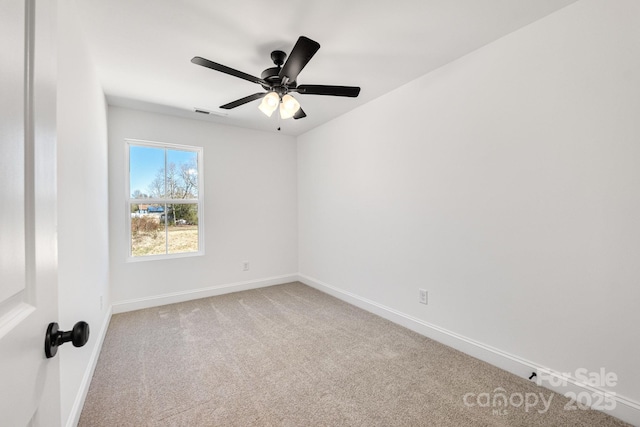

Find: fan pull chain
277;101;282;131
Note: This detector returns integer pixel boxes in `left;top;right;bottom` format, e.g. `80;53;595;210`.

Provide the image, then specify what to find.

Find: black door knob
45;321;90;358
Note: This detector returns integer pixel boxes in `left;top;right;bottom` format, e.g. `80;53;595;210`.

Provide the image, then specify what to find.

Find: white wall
57;2;111;426
108;108;298;306
298;0;639;410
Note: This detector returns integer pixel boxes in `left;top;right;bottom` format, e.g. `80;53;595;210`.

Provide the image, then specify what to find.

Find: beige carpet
79;282;629;426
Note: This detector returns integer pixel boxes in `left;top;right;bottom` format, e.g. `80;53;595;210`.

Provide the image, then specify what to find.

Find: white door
0;0;60;426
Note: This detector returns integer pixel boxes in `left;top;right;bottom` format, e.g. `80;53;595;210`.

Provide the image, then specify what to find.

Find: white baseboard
112;274;299;314
298;274;640;427
66;306;112;427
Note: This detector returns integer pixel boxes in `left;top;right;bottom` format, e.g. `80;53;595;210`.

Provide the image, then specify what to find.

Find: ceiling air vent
193;108;228;117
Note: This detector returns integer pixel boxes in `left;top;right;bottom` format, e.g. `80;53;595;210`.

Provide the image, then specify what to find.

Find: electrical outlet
242;261;250;271
419;289;428;305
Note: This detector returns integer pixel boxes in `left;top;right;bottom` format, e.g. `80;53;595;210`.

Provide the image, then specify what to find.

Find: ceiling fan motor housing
261;50;296;93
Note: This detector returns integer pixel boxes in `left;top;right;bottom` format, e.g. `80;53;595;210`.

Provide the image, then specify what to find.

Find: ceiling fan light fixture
258;92;279;117
279;94;301;119
193;36;360;122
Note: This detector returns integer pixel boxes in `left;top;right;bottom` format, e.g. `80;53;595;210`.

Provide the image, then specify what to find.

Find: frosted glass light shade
279;94;300;119
258;92;279;117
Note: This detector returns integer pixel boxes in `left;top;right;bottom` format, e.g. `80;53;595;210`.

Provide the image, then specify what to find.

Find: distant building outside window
126;139;203;260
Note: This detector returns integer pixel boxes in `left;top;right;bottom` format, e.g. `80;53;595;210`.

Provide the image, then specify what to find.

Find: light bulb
279;94;301;119
258;92;280;117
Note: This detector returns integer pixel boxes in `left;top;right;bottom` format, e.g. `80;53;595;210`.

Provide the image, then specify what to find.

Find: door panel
0;0;26;306
0;0;60;425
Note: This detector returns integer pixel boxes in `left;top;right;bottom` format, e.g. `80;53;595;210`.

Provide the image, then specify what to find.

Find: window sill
126;250;205;263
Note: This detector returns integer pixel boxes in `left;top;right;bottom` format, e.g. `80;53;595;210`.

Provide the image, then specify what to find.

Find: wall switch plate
242;261;250;271
419;289;428;305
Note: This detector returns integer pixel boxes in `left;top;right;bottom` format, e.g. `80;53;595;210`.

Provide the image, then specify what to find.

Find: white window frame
125;138;204;262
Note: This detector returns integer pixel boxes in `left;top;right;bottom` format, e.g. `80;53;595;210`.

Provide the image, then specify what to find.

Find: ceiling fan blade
293;108;307;120
279;36;320;83
295;85;361;97
220;93;266;109
192;56;267;86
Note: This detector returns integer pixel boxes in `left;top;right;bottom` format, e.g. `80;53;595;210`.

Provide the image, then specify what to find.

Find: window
126;139;203;260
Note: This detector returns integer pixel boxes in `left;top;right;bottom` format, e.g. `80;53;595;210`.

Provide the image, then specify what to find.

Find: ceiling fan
191;36;360;120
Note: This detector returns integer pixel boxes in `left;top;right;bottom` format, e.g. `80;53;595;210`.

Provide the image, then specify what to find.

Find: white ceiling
74;0;578;136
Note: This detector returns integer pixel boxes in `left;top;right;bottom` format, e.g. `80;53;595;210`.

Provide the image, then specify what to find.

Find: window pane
167;149;198;199
130;145;165;198
131;203;166;256
167;204;199;254
128;142;202;259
